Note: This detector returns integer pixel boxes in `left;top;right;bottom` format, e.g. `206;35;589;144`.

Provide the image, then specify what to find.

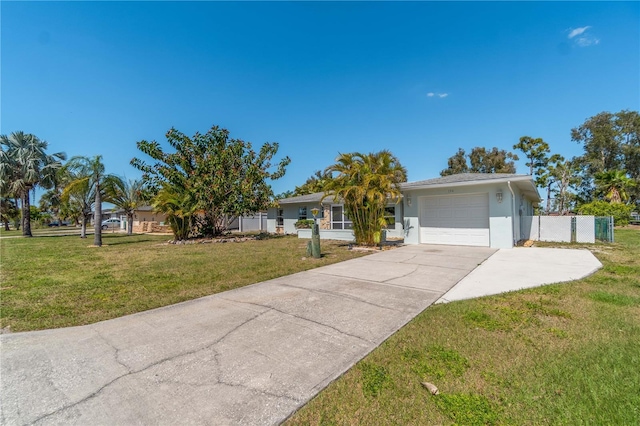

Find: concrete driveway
0;245;494;425
0;244;600;425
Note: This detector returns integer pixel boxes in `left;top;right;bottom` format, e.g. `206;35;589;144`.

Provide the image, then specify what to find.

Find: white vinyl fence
225;212;268;232
521;216;613;243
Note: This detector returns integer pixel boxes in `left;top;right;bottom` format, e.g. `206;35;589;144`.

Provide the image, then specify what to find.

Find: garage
419;193;490;246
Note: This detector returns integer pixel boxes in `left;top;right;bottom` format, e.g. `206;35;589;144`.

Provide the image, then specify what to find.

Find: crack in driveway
218;297;373;344
29;309;270;425
277;282;405;313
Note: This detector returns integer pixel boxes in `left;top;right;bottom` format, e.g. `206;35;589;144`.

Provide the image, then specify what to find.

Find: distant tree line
434;110;639;222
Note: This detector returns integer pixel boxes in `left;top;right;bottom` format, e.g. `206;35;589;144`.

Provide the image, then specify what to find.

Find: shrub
577;200;633;226
294;219;315;229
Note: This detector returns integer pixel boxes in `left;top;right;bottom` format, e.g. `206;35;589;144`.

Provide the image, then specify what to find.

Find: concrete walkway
437;247;603;303
0;245;601;425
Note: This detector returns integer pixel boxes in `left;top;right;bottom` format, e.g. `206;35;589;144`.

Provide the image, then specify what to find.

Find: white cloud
567;26;600;47
575;36;600;47
568;26;590;39
427;92;448;98
438;93;448;98
427;92;435;97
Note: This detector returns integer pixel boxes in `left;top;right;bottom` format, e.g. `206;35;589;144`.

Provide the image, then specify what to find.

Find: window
276;209;284;227
331;205;352;230
298;207;307;220
384;206;395;228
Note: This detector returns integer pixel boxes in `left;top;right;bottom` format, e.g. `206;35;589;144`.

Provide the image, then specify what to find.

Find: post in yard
311;207;321;258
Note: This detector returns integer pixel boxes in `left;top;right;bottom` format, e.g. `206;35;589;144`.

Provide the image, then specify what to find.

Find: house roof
277;193;339;205
401;173;525;188
277;173;541;204
401;173;541;202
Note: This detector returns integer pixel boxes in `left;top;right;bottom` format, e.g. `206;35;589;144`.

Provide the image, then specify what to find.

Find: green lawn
286;228;640;425
0;233;368;332
0;225;105;238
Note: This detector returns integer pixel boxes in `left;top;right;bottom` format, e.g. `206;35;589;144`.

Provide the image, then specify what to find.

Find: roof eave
400;175;534;191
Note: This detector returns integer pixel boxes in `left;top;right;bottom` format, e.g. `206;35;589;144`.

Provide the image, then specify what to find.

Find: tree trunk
4;219;10;231
546;183;552;214
94;183;102;247
14;197;21;230
22;190;32;237
127;213;133;235
80;214;87;238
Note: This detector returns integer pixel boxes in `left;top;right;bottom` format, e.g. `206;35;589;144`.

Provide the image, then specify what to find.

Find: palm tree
61;170;95;238
0;197;19;231
323;150;407;246
39;166;69;224
105;178;148;235
152;182;198;240
595;170;635;203
64;156;111;246
0;131;66;236
294;170;333;196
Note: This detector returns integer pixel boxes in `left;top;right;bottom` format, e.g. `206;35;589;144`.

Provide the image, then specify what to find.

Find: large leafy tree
572;110;640;207
105;178;148;235
536;154;565;213
513;136;551;177
572;111;626;174
0;131;66;236
549;158;581;214
64;156;112;246
469;147;519;173
440;148;468;176
441;147;518;176
131;125;290;237
324;150;407;246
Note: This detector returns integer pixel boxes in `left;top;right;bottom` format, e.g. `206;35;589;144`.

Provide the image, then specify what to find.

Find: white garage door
419;193;490;246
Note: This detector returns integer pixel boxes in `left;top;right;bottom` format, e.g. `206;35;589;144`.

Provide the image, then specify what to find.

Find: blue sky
2;1;639;199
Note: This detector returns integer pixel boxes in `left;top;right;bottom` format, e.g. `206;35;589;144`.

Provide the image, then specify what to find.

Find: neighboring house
90;209;118;224
130;206;168;227
267;173;541;249
128;207;265;233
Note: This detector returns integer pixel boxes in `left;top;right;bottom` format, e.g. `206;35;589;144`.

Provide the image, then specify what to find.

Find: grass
0;233;368;331
286;228;640;425
0;226;90;237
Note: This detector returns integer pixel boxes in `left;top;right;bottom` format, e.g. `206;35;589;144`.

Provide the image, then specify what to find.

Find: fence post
610;216;615;243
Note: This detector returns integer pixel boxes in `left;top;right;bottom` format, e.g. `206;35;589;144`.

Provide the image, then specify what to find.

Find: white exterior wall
267;203;324;234
268;201;403;237
403;183;516;249
266;208;277;233
385;201;404;238
297;229;355;241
